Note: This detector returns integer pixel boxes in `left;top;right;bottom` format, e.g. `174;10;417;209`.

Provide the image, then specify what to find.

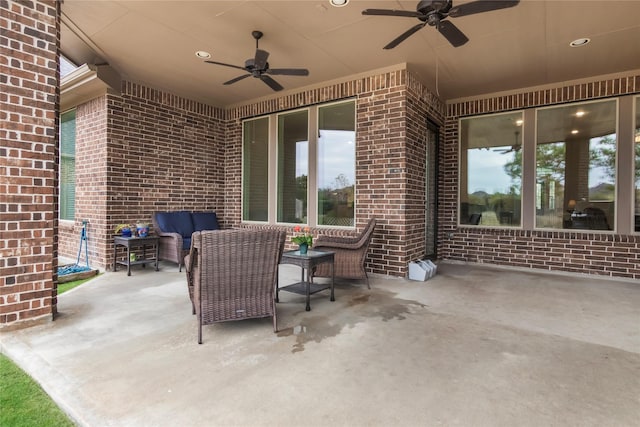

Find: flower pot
121;228;132;237
298;243;308;254
136;224;149;237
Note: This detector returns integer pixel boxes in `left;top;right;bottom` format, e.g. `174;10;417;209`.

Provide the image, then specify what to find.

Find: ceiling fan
203;30;309;91
493;144;521;154
362;0;520;49
493;131;521;154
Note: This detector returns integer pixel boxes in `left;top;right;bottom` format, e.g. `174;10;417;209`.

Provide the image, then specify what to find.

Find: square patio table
113;235;159;276
278;249;335;311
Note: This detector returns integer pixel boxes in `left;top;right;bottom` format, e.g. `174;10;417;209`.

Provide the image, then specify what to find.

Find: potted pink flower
291;225;313;254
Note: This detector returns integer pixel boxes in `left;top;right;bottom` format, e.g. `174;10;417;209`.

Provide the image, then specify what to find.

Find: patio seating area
1;262;638;426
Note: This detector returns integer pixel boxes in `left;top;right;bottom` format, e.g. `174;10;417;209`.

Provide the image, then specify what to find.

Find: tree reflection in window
460;111;523;227
535;99;617;230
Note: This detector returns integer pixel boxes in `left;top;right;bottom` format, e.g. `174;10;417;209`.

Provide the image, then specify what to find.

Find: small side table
278;249;335;311
113;235;159;276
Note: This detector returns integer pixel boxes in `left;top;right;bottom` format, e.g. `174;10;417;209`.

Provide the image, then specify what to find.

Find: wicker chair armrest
184;249;196;273
155;229;182;239
156;232;184;253
314;235;363;250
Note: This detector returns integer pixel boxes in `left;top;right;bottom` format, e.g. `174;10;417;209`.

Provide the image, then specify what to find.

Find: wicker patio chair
185;229;286;344
312;218;377;289
152;212;190;272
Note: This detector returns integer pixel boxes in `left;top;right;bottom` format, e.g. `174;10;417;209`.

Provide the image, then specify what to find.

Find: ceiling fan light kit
362;0;520;49
329;0;349;7
195;51;211;59
203;30;309;92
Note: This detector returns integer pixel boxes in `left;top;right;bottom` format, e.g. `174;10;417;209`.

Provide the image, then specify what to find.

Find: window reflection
277;110;308;223
536;99;617;230
317;101;355;227
460;112;523;227
60;109;76;220
242;117;269;222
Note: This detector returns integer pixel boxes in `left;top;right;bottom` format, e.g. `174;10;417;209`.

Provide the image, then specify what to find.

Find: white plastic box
408;260;437;281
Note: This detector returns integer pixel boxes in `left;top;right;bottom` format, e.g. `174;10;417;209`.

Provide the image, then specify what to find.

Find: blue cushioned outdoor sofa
152;211;220;271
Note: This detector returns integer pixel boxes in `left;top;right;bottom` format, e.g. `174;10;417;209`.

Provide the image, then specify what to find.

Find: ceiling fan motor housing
418;0;452;16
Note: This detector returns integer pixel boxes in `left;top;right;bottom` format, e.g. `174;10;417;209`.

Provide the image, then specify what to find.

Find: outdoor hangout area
2;1;640;425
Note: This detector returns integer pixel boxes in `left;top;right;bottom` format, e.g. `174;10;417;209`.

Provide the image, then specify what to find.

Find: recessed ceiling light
569;38;590;47
195;51;211;59
575;111;586;117
516;119;523;126
330;0;349;7
571;130;579;135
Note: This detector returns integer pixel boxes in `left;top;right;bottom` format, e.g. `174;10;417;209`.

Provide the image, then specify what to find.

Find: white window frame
241;99;356;228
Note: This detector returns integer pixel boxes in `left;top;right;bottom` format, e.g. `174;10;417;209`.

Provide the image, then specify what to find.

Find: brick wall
57;82;227;269
58;67;445;277
1;0;59;329
58;95;108;267
404;74;445;264
229;68;446;276
441;74;640;280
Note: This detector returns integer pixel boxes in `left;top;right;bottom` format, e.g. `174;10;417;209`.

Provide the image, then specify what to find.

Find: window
317;102;355;227
242;117;269;222
635;96;640;231
242;99;356;227
60;55;78;78
459;111;523;227
277;110;309;223
60;109;76;221
536;99;617;231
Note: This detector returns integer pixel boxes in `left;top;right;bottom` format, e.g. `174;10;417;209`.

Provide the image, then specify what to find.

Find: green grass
0;353;75;427
0;274;100;426
57;273;100;295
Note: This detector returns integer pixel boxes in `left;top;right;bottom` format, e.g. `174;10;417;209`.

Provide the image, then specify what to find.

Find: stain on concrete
278;287;427;353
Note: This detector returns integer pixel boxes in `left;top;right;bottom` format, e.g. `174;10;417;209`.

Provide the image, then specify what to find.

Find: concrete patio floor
1;261;639;426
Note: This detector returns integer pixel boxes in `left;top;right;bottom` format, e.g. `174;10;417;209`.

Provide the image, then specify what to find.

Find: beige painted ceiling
60;0;640;108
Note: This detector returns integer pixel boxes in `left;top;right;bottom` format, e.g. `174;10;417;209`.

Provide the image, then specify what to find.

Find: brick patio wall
58;95;108;268
441;74;640;280
59;68;446;276
57;83;227;269
228;68;446;277
404;74;445;265
1;0;59;329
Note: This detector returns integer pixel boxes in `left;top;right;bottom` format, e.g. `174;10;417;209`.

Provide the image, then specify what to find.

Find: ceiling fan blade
437;20;469;47
448;0;519;18
204;60;246;71
267;68;309;76
384;23;426;50
260;75;284;91
362;9;422;18
254;49;269;70
223;74;251;85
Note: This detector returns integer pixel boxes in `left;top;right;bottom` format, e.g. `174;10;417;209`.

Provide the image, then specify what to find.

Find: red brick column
1;0;59;329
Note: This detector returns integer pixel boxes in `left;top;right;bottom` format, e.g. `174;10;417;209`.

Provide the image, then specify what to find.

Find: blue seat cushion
155;211;194;238
191;212;220;232
182;236;191;250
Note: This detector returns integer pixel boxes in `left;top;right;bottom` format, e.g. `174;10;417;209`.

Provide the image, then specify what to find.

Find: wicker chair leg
365;272;371;289
198;314;203;344
272;313;278;333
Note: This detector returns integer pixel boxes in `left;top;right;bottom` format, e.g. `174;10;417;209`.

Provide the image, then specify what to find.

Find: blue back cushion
155;211;194;238
191;212;220;232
